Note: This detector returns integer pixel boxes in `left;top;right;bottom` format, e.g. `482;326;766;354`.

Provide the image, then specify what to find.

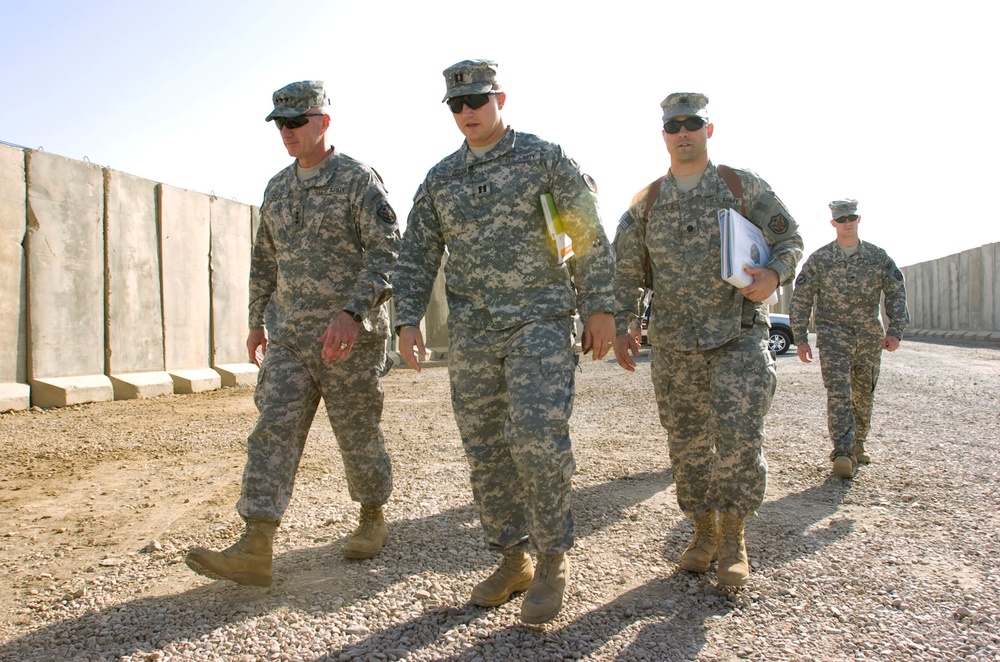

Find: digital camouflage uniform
789;239;909;460
393;127;616;556
613;162;803;518
238;150;400;523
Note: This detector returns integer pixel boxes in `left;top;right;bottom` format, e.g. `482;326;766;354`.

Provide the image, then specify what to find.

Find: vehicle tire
769;328;792;355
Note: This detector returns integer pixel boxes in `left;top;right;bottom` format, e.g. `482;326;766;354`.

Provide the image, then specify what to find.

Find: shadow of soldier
749;478;855;572
315;568;721;662
0;470;673;660
310;476;856;662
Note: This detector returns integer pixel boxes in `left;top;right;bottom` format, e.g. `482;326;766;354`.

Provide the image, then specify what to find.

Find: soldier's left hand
739;267;779;303
581;312;616;361
318;312;360;361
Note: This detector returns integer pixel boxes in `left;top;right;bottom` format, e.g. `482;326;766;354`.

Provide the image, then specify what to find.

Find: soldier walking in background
185;80;400;587
394;60;616;624
612;93;803;587
790;199;909;479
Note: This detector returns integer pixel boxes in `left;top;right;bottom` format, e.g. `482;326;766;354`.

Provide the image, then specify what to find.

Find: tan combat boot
520;553;567;624
716;512;749;587
679;510;718;573
343;503;388;559
185;520;277;587
832;455;857;479
854;440;871;464
471;550;534;607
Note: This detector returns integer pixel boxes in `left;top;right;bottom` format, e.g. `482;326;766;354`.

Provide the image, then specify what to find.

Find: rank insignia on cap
769;213;789;234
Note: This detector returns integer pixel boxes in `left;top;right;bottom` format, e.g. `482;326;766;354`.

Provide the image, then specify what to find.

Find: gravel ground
0;337;998;661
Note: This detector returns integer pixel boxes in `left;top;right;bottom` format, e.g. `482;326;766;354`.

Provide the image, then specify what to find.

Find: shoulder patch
617;211;634;231
377;203;397;224
795;273;806;286
583;173;598;194
769;213;789;234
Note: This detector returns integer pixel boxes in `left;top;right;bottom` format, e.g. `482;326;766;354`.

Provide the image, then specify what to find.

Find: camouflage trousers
448;316;577;556
651;329;775;518
237;339;393;523
817;332;882;459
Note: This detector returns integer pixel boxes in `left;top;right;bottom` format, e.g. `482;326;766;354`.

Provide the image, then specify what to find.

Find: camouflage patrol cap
660;92;709;122
829;199;859;219
442;60;501;102
265;80;330;122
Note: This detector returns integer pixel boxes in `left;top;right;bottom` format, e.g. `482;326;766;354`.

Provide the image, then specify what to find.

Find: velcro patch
377;203;396;224
795;273;806;286
769;213;789;234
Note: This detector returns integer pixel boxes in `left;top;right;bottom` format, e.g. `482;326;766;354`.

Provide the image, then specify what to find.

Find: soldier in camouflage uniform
789;199;909;479
393;60;616;624
612;93;803;587
185;81;400;587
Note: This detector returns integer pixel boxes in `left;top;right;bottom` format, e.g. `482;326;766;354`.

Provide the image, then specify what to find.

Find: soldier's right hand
398;326;426;372
247;328;267;367
612;332;640;372
797;342;813;363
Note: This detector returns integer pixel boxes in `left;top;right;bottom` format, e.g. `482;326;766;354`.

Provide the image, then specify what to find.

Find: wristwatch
343;309;363;323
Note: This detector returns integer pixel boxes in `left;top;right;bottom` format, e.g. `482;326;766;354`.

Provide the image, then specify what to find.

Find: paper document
540;193;574;265
718;208;779;306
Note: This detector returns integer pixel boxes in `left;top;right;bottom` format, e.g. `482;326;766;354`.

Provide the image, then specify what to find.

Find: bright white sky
2;0;997;268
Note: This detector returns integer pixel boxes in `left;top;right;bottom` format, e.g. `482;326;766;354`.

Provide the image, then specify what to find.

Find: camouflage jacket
789;240;909;343
249;150;401;344
613;162;803;350
394;128;615;331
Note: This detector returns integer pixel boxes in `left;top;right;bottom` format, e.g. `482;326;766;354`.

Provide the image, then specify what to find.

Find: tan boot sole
471;577;532;607
717;569;749;587
679;547;717;573
185;550;272;587
519;596;563;624
833;456;856;479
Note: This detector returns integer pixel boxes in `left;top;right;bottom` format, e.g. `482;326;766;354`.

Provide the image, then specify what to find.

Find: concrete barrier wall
901;242;1000;343
105;169;172;400
2;142;995;411
25;151;113;407
210;196;257;387
0;145;29;411
0;147;262;411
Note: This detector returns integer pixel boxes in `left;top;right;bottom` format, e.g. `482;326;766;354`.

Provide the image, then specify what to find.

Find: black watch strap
344;309;363;323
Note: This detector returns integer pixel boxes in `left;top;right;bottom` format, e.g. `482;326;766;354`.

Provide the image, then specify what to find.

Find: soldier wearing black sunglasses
790;199;909;480
612;92;803;589
394;59;616;624
185;80;400;587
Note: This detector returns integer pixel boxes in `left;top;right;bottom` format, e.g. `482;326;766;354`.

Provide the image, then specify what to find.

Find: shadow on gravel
0;471;673;660
316;569;719;662
751;478;855;570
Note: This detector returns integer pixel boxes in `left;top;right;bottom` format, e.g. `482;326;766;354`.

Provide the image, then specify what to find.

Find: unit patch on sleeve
377;203;397;224
769;213;789;234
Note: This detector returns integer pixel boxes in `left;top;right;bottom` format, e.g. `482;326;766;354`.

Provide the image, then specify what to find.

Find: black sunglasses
274;113;325;130
834;214;860;223
446;93;497;114
663;117;708;134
